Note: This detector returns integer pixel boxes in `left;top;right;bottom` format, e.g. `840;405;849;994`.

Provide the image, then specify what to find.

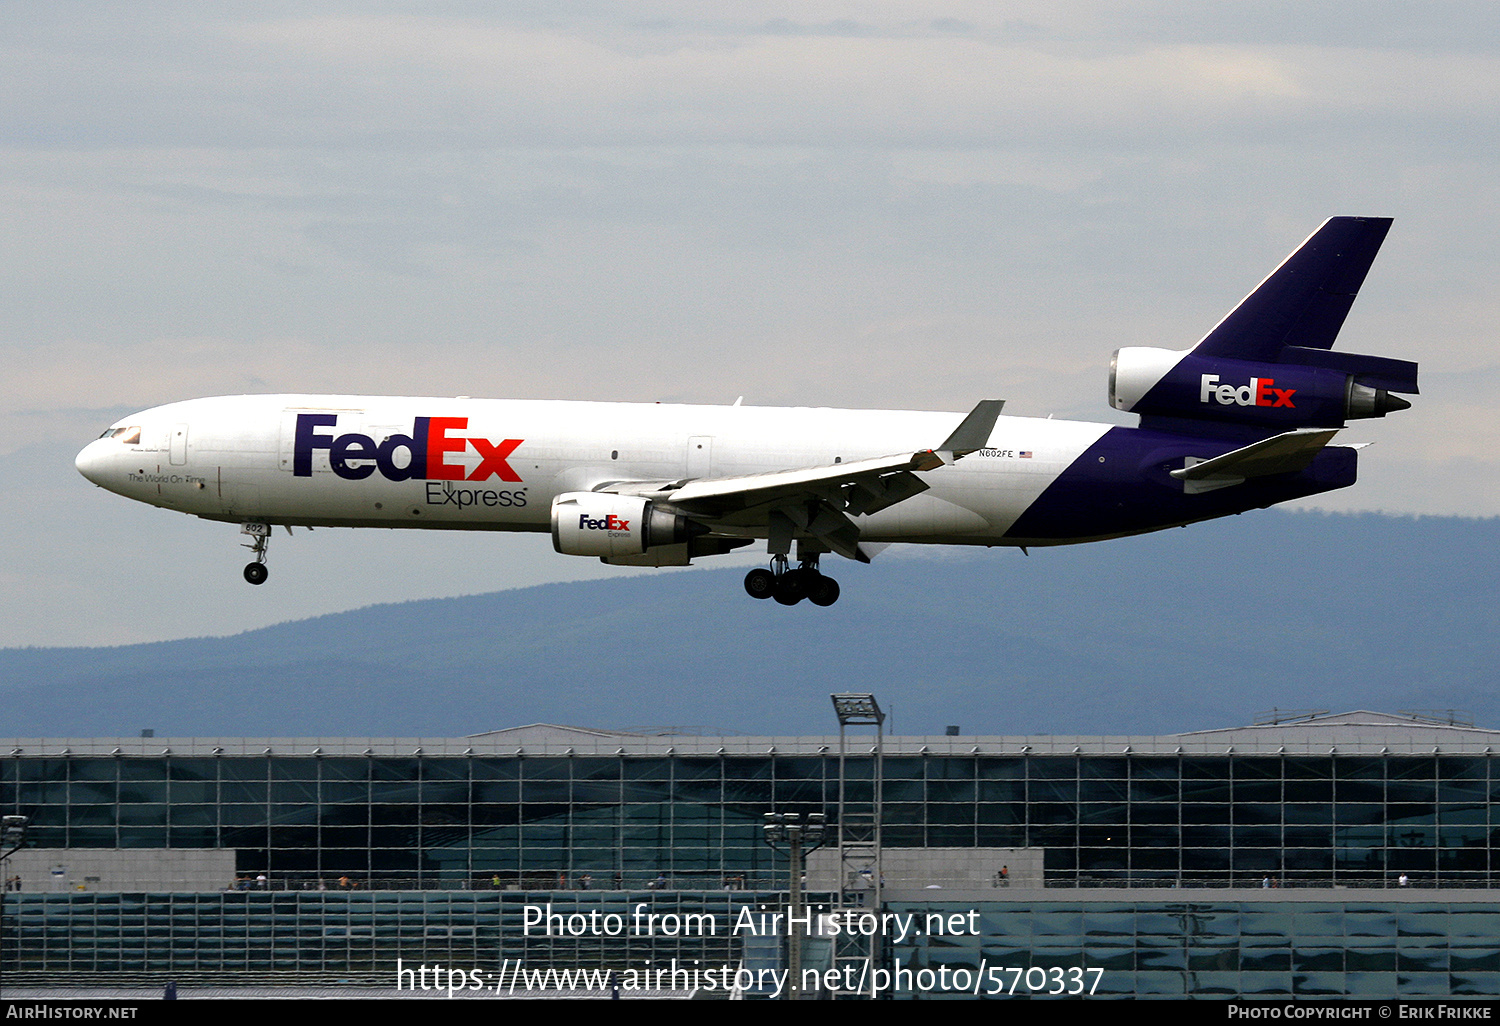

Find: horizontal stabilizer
1171;428;1340;494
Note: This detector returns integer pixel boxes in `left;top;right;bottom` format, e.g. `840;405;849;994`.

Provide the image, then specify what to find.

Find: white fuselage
75;394;1112;547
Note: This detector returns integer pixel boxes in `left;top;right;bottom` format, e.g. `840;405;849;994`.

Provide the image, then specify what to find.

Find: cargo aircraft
76;217;1417;606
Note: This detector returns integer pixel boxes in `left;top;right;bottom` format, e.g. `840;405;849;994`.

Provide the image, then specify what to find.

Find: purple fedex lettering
294;414;339;477
294;413;431;481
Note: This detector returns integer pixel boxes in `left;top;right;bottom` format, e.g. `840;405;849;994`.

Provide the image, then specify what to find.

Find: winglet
938;400;1005;459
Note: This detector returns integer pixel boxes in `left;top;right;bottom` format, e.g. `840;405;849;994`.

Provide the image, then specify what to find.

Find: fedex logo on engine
578;514;630;531
1199;375;1296;409
293;413;523;482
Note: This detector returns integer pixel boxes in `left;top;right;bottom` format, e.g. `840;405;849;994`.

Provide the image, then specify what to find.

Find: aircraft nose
75;438;112;487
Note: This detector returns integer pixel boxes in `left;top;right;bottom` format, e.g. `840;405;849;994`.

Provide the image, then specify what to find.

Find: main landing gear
241;522;271;585
744;555;841;607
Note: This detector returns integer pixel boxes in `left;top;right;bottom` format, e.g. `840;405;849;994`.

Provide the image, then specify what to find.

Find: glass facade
6;890;805;982
8;891;1500;998
5;717;1500;998
892;899;1500;998
4;744;1497;888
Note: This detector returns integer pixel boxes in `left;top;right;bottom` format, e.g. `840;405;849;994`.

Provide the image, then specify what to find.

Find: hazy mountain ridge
3;511;1495;738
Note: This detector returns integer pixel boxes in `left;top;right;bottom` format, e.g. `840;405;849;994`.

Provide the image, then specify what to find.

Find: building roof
5;711;1495;758
1179;709;1499;750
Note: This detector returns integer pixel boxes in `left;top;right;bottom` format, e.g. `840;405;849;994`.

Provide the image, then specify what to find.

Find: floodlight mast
831;693;884;997
763;811;827;1000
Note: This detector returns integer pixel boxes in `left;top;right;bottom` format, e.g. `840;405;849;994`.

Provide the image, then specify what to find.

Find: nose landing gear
241;522;271;585
743;555;840;606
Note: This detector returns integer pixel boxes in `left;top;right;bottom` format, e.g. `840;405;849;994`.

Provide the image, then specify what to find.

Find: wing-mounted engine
1110;346;1415;429
550;492;705;559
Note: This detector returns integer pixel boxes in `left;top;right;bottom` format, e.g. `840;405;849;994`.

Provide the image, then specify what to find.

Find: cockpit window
102;426;141;445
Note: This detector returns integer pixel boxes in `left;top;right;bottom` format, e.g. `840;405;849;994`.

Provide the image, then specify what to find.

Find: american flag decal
1019;450;1033;458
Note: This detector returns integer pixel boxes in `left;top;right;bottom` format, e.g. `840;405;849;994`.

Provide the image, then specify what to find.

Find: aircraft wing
610;399;1004;562
668;449;940;512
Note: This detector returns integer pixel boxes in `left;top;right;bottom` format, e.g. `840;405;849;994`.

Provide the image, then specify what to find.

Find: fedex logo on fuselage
1199;374;1296;408
578;514;630;532
293;413;523;482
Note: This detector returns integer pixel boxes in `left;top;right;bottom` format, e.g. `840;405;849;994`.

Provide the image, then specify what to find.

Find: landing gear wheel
744;567;776;599
773;568;811;605
808;575;840;607
239;523;272;586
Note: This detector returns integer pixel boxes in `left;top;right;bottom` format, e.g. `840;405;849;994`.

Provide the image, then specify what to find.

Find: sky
3;2;1498;648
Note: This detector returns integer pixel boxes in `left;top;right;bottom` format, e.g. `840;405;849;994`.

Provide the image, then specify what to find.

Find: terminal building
5;710;1500;998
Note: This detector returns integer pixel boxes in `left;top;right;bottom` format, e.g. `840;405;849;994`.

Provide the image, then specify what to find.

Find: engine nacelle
550;492;698;559
1111;347;1411;428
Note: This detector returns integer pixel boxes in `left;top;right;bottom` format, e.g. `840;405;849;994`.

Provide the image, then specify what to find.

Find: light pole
831;692;885;996
763;811;826;1000
1;815;30;1000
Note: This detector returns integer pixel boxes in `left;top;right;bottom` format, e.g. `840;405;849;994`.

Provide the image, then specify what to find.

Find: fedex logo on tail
293;413;523;482
1199;375;1296;409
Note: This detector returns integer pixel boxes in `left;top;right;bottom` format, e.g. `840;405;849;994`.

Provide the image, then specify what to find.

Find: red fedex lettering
469;437;524;482
1255;378;1297;408
1201;374;1297;410
426;417;469;480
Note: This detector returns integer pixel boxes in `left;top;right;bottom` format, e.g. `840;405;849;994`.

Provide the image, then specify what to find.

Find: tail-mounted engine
551;492;702;559
1110;347;1415;429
